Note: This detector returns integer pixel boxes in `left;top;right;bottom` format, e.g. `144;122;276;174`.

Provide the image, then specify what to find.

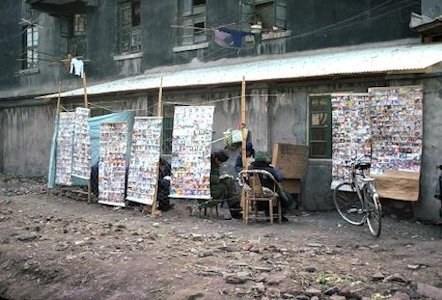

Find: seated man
249;151;295;221
210;150;235;201
157;158;173;211
234;142;255;173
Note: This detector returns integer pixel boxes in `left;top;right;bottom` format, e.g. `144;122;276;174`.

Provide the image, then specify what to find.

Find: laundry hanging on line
214;27;253;48
70;57;84;78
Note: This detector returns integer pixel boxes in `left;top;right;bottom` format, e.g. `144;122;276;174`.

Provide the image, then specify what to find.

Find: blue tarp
48;110;134;188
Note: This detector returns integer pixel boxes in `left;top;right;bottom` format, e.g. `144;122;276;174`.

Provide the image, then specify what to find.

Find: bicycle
333;155;382;237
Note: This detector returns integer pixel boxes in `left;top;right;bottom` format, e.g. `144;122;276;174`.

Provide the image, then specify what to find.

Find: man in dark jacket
234;142;255;173
249;151;294;221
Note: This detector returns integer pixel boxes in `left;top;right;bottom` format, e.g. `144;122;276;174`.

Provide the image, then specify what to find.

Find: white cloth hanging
70;57;84;78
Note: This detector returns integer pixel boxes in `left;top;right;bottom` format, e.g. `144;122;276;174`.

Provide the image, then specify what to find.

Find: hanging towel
70;57;84;78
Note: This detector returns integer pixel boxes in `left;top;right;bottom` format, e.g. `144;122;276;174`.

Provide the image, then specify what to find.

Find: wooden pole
240;77;248;223
151;74;163;217
82;73;92;203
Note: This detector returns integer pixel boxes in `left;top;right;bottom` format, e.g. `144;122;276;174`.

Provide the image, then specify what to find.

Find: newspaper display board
72;107;91;179
331;94;371;185
169;106;215;199
55;112;76;186
368;86;423;175
98;122;128;207
126;117;163;205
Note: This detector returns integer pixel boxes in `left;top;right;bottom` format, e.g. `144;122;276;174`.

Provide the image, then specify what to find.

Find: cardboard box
272;143;309;179
373;170;420;201
281;179;302;194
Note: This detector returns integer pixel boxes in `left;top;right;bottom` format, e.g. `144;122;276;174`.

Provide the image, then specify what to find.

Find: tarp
48;110;134;188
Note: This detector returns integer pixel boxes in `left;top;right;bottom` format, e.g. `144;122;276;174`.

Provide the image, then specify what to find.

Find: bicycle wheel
366;191;382;237
334;182;365;225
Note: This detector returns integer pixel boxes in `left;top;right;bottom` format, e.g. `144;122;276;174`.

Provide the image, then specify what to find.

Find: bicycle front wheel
366;192;382;237
334;182;365;225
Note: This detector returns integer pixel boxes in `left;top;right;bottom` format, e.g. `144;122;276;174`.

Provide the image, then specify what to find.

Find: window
22;26;38;69
70;14;87;57
309;95;332;158
162;105;176;155
241;0;286;30
118;1;141;54
178;0;207;46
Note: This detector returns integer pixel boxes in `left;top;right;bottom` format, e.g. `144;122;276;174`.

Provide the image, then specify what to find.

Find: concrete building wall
416;76;442;221
1;103;56;176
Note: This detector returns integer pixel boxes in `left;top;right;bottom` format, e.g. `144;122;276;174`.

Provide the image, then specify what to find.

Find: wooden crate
272;143;309;179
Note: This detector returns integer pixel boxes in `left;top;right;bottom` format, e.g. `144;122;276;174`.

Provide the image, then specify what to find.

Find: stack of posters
126;117;163;205
369;86;423;175
98;122;128;207
169;106;214;199
331;94;371;184
55;112;75;185
72;107;91;179
331;86;423;189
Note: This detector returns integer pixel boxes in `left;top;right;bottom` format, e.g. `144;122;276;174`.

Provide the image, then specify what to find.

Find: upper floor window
22;26;39;69
309;95;332;159
60;14;88;57
118;1;141;54
241;0;287;30
178;0;207;46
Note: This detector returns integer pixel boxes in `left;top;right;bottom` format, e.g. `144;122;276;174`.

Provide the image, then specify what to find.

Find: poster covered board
126;117;163;205
331;94;371;185
98;122;128;207
55;112;75;186
72;107;91;179
368;86;423;175
169;106;214;199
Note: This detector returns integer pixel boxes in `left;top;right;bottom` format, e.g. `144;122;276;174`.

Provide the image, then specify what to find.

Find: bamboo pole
151;74;163;217
48;82;62;196
240;77;248;223
82;73;92;203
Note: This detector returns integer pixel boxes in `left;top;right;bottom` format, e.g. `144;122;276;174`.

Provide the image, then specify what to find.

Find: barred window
118;1;141;54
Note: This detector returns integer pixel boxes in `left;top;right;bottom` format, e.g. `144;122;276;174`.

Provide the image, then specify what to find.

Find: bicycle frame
349;156;378;214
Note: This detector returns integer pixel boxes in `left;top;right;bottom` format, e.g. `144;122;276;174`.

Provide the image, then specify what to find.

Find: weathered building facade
1;0;441;221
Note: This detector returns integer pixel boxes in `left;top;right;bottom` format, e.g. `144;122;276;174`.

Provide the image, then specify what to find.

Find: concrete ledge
17;67;39;76
113;52;143;61
173;42;209;53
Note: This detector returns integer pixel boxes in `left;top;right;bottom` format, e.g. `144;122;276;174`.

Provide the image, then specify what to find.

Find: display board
331;94;371;184
126;117;163;205
55;112;76;186
98;122;128;207
72;107;91;179
169;106;214;199
368;86;423;175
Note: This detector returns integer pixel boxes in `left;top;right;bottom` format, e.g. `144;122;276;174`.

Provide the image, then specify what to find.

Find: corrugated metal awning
40;42;442;99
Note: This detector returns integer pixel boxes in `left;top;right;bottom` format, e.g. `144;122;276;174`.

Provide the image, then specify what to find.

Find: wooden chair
239;169;282;224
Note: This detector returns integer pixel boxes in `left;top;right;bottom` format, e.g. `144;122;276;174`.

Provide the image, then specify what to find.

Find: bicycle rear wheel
366;192;382;237
333;182;365;225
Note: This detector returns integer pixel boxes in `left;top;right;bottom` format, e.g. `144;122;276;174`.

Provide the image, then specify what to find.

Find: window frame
118;0;142;54
22;25;39;70
178;0;207;46
240;0;286;30
308;95;332;159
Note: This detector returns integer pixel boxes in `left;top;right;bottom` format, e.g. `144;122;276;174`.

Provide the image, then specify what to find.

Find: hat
254;151;270;163
213;150;229;163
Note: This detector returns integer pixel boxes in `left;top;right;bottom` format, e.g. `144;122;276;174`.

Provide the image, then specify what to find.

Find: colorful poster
169;106;214;199
331;94;371;184
55;112;75;186
72;107;91;179
369;86;423;175
126;117;163;205
98;122;128;207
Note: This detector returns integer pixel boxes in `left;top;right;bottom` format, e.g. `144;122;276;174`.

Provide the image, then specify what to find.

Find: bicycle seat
355;162;371;170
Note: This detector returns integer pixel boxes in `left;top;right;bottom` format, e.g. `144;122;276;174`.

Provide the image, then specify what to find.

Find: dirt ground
0;176;441;300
